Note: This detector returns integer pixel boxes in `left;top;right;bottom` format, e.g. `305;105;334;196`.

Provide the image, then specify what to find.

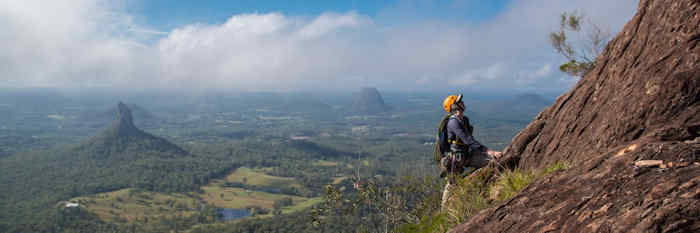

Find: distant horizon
0;85;564;99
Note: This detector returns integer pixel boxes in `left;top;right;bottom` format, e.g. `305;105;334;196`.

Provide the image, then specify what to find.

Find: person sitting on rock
440;94;502;209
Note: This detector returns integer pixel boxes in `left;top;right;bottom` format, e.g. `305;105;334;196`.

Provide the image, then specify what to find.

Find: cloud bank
1;0;639;92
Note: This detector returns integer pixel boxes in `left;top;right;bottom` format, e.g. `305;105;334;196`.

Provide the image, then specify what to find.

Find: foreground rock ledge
450;0;700;232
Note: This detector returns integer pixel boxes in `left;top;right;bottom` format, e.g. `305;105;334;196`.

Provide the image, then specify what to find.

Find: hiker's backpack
433;115;451;162
433;114;475;162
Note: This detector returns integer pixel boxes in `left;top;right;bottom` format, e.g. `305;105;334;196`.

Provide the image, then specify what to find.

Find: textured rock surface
451;0;700;232
116;102;136;133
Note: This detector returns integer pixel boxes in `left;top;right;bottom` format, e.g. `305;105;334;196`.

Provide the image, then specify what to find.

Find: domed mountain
349;87;391;115
450;0;700;232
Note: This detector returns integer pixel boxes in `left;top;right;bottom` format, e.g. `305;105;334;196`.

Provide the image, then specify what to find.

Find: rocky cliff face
113;102;138;136
451;0;699;232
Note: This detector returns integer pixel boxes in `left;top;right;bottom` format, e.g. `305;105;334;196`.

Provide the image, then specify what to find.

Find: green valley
0;91;545;233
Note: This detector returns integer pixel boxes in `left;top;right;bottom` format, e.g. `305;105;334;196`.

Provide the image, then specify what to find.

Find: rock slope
451;0;699;232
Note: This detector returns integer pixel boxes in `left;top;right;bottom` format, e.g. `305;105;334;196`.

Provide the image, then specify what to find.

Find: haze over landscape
3;0;698;233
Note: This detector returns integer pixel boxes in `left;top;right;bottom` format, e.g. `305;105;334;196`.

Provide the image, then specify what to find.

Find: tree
273;197;293;211
549;11;611;77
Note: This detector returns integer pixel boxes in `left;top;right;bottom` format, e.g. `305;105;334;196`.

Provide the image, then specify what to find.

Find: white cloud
0;0;639;92
297;12;368;39
449;63;505;86
534;64;553;78
511;64;556;85
0;0;156;88
128;27;168;35
155;12;373;90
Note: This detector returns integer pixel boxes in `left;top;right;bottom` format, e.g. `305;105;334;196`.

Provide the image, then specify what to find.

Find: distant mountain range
510;93;551;106
279;95;332;113
468;93;551;122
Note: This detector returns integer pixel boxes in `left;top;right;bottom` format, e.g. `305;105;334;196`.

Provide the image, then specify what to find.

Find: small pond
217;208;251;221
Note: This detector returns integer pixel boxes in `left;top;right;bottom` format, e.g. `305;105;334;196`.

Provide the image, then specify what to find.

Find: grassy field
224;167;303;191
281;197;322;213
199;185;310;209
312;160;339;166
69;166;321;224
201;166;320;210
69;188;199;222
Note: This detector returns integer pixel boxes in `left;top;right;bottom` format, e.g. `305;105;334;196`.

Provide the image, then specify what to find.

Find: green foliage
0;140;241;232
0;136;373;232
273;197;294;210
558;60;594;77
311;166;445;233
491;169;534;201
396;214;449;233
542;160;571;176
549;11;611;77
394;161;571;233
441;167;496;227
492;161;570;202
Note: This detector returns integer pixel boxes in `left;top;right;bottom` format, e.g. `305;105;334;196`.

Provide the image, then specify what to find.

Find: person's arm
447;118;486;152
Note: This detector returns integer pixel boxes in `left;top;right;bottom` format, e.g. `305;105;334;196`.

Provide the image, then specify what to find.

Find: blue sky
127;0;511;31
2;0;639;92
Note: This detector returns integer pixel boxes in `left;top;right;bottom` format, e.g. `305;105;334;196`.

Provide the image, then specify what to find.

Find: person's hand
487;150;503;158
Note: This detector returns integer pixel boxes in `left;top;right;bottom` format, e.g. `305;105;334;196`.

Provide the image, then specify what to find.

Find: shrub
401;161;571;232
542;161;570;176
490;169;534;202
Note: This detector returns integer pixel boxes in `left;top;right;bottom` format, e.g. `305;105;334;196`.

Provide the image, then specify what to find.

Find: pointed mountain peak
77;102;188;158
107;102;140;138
117;102;134;126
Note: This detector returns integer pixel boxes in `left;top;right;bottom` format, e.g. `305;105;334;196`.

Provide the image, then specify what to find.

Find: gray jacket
447;114;487;153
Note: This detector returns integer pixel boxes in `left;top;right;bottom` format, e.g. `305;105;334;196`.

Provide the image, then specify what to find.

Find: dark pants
445;150;491;173
464;150;491;168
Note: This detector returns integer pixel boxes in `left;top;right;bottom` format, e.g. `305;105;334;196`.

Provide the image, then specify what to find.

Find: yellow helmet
442;94;463;112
